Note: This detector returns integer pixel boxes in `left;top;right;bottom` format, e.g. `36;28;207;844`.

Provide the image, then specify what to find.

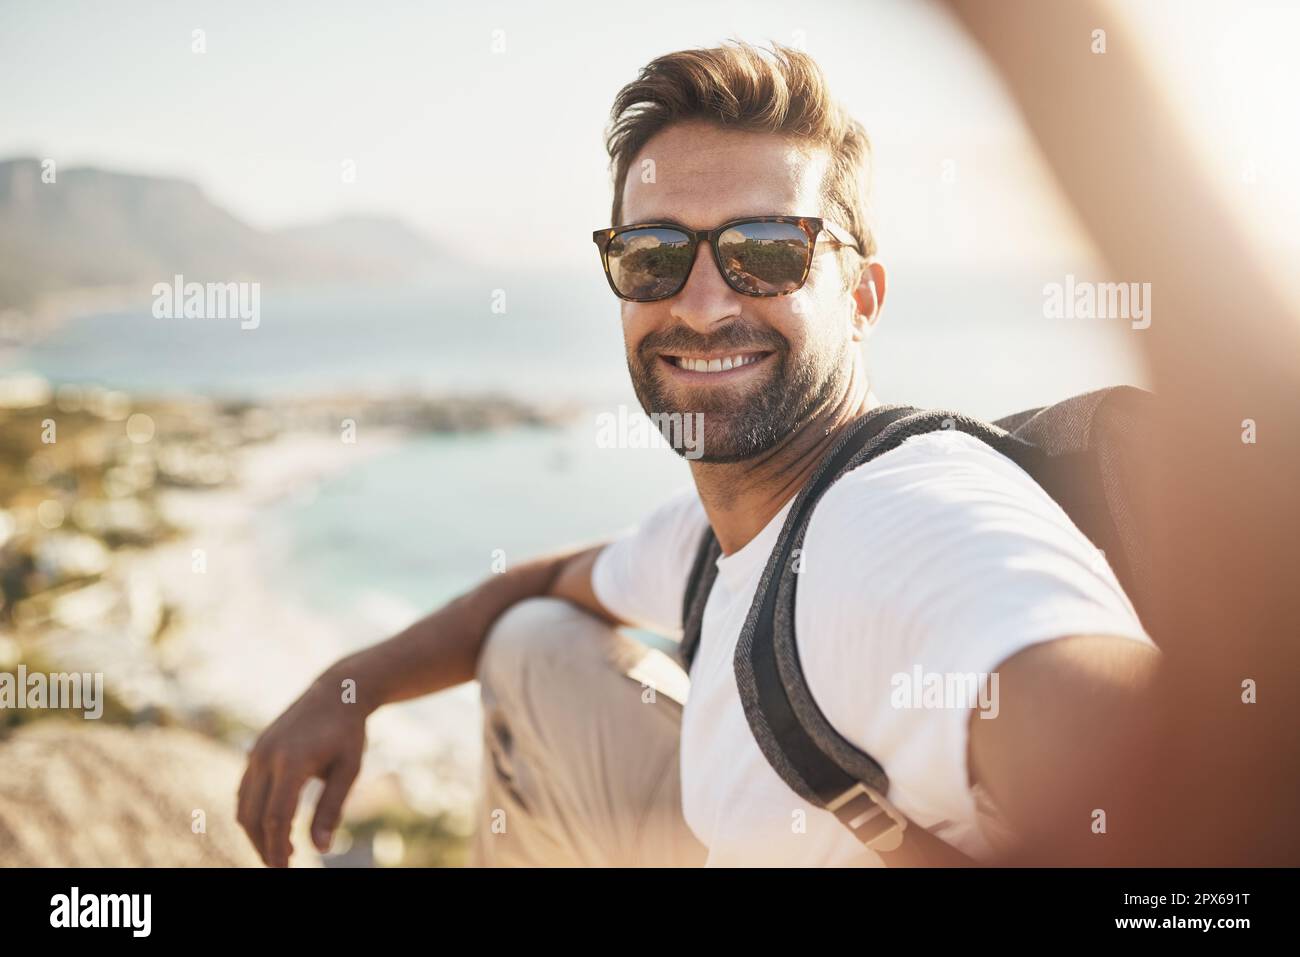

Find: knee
476;597;608;694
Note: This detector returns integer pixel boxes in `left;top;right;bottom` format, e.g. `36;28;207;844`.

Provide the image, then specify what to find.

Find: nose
668;240;743;335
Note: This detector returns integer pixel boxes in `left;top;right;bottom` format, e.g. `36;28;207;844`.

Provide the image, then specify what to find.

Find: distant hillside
273;215;443;277
0;158;445;311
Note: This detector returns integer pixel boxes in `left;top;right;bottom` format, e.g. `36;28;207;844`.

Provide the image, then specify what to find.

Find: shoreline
115;423;486;831
140;427;408;727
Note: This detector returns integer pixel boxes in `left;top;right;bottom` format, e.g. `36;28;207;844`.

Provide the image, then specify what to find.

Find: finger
311;753;361;853
262;762;306;868
236;757;271;864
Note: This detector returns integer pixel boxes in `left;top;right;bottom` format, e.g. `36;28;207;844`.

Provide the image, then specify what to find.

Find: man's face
618;120;874;463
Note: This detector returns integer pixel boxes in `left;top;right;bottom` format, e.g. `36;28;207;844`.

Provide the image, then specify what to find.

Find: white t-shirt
592;429;1156;867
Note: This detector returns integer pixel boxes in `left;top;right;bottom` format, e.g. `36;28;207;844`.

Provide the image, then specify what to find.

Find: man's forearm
322;544;611;713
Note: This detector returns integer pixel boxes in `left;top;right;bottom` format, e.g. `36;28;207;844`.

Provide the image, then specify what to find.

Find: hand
237;672;367;867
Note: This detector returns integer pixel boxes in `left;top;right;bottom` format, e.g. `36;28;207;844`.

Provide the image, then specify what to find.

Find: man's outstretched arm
968;634;1161;858
237;543;616;867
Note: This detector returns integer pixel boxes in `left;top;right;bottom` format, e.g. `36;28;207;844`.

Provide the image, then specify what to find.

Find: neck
688;362;879;555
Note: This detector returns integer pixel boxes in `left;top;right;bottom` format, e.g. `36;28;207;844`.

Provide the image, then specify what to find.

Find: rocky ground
0;721;264;866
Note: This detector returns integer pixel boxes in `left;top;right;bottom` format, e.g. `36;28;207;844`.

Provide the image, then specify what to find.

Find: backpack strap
678;405;973;864
677;404;919;675
678;525;721;672
737;407;1012;865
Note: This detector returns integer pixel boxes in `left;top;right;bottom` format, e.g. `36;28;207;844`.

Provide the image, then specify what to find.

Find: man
238;41;1158;868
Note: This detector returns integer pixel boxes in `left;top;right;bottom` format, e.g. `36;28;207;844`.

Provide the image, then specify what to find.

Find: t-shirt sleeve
591;487;710;638
794;431;1157;841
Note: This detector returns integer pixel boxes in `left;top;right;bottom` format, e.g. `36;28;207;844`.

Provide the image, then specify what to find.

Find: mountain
0;158;445;311
272;215;443;277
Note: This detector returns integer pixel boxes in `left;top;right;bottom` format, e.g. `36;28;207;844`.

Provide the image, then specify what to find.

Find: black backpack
678;385;1158;866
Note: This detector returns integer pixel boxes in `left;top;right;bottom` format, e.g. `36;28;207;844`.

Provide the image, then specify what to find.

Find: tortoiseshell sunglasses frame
591;215;862;303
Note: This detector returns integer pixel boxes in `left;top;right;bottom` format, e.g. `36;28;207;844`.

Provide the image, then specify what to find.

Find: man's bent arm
237;542;616;867
332;543;618;712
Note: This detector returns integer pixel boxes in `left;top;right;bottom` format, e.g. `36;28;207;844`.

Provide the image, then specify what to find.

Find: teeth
673;354;760;373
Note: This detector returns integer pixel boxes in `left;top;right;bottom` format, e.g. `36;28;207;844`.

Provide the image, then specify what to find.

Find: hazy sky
3;0;1297;274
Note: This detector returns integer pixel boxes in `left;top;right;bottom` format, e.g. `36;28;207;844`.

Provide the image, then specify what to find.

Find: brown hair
603;39;876;269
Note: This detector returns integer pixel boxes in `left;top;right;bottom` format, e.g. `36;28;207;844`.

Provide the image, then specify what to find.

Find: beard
628;319;848;463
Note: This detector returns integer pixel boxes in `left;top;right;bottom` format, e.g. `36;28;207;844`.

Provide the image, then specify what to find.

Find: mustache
638;321;787;359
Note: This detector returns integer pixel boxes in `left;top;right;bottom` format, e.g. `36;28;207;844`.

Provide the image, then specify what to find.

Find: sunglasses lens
606;227;693;300
717;221;810;295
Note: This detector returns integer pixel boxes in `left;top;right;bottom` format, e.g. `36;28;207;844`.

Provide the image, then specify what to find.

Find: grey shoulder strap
678;406;983;863
737;407;985;864
678;523;720;673
743;407;1036;864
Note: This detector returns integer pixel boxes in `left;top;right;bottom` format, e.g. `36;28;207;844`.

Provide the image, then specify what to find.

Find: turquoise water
254;422;691;640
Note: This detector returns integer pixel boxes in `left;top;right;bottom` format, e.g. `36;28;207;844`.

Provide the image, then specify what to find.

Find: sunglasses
592;215;861;303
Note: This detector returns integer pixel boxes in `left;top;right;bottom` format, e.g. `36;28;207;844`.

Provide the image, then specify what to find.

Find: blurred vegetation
0;646;136;734
333;806;471;868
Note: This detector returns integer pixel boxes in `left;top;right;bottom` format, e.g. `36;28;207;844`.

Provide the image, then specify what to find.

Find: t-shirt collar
712;496;796;590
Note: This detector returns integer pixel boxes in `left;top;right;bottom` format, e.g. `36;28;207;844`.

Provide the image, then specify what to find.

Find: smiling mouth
660;351;773;375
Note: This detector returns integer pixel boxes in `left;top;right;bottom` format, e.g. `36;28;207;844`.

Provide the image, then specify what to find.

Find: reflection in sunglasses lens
718;221;809;295
608;227;693;300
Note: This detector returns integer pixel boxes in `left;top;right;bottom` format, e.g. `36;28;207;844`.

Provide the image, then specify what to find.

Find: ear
850;260;887;342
